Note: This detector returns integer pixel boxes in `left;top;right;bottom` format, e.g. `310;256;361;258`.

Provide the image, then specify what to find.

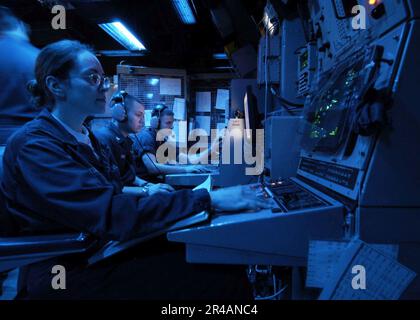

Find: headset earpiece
150;104;168;130
111;90;128;122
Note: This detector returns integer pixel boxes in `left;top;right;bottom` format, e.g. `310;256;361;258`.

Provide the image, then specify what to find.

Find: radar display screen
302;60;365;153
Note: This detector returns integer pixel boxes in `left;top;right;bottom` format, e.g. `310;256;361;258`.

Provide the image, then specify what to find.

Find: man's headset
110;90;129;122
109;91;164;176
150;104;168;129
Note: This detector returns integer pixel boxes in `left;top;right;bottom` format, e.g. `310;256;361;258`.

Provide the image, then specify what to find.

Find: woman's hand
123;183;174;196
209;185;275;212
146;183;175;195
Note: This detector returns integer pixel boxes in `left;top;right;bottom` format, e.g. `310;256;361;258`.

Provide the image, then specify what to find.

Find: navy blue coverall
1;110;210;240
94;122;137;186
0;110;251;299
132;127;162;179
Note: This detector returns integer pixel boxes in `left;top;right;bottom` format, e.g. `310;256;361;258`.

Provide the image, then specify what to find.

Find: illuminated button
371;3;386;19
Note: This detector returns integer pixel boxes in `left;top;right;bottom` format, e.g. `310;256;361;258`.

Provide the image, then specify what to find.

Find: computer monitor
302;60;365;154
243;85;262;153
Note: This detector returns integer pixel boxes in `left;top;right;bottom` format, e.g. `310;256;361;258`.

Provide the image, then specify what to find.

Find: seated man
94;90;173;196
133;105;219;178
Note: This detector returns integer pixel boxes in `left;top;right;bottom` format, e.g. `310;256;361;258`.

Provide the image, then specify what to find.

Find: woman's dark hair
27;40;93;108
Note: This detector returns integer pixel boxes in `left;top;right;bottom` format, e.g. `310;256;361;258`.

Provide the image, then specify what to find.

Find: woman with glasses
0;40;272;299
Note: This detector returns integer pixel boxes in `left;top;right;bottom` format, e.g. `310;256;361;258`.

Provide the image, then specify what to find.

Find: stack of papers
307;239;416;300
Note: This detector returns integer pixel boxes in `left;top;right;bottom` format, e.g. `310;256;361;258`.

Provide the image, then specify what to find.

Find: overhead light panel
148;78;160;86
99;21;146;51
213;53;228;60
213;66;234;70
97;50;145;57
171;0;196;24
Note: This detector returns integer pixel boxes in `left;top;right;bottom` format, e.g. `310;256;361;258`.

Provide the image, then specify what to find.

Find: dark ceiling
2;0;267;75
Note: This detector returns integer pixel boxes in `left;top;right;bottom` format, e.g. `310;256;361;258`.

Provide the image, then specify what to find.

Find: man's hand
209;185;275;212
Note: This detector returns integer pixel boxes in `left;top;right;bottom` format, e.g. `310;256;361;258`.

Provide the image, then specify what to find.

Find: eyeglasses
81;73;111;90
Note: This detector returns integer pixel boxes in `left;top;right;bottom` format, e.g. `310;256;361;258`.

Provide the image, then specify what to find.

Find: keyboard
266;179;328;212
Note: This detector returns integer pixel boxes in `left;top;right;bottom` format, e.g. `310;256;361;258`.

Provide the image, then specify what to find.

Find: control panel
252;179;330;213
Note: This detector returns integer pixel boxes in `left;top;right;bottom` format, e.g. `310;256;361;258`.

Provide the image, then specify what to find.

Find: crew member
0;40;273;299
94;90;174;196
133;104;220;178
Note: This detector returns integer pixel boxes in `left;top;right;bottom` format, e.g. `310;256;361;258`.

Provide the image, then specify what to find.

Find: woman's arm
13;139;211;242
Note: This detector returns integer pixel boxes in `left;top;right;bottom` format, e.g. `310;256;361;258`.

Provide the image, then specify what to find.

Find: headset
150;104;168;130
109;91;163;176
110;90;129;122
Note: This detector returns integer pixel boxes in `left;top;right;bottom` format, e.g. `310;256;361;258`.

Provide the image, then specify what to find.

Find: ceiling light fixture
99;21;146;51
171;0;197;24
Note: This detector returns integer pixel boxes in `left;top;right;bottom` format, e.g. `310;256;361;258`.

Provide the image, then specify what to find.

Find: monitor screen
243;86;262;157
244;92;251;141
243;86;260;142
302;60;365;153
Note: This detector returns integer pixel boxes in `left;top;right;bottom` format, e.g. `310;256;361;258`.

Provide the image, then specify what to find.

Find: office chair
0;145;94;297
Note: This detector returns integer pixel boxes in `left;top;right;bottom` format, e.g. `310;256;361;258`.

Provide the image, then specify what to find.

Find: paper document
144;110;152;127
160;78;181;96
318;240;416;300
196;92;211;112
173;98;186;120
193;175;212;192
306;240;399;289
215;89;229;110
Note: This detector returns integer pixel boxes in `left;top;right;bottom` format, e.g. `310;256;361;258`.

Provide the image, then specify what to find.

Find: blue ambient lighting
172;0;197;25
